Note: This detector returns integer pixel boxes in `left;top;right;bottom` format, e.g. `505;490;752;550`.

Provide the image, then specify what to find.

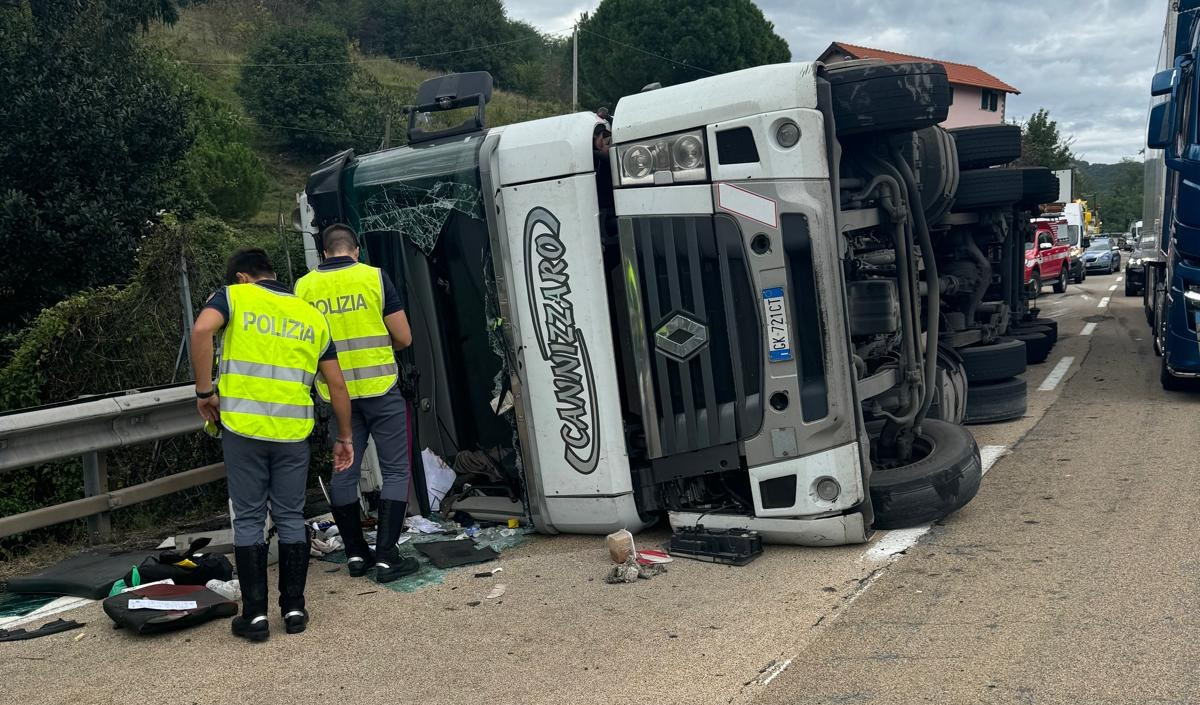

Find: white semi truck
296;62;1059;544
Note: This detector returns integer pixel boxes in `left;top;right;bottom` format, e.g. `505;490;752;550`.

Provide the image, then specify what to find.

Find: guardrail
0;385;224;541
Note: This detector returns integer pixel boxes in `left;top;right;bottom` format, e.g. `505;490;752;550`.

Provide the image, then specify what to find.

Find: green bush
175;82;269;220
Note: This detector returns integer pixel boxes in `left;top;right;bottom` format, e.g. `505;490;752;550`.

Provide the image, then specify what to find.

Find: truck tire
914;126;959;224
1025;318;1059;338
869;418;982;529
964;376;1027;424
1052;266;1068;293
1011;322;1056;348
927;345;968;425
1010;330;1052;364
959;338;1027;383
948;124;1022;168
1015;167;1061;207
826;61;951;137
952;168;1024;211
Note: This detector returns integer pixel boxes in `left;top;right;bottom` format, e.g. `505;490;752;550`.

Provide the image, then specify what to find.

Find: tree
237;23;394;155
576;0;791;109
1016;108;1074;171
0;0;193;334
174;85;269;220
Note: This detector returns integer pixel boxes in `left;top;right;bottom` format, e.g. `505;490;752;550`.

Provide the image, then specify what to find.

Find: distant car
1120;236;1136;251
1125;249;1149;296
1025;226;1073;293
1082;237;1121;273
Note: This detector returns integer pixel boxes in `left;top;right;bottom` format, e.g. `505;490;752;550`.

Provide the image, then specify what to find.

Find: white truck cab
298;63;1002;545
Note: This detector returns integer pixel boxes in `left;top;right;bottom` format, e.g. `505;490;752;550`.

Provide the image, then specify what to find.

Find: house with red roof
818;42;1020;129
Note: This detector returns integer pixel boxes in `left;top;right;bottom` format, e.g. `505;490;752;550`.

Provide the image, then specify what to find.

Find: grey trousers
327;385;411;507
222;432;310;547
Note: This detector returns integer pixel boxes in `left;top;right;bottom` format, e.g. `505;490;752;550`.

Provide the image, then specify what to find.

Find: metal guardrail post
81;451;112;543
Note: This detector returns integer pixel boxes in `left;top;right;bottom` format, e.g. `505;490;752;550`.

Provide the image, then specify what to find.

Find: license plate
761;287;792;362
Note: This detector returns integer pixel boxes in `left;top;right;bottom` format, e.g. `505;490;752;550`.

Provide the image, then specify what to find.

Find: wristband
196;389;216;399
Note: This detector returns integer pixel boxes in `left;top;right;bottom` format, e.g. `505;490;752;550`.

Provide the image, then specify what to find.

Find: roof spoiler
407;71;493;145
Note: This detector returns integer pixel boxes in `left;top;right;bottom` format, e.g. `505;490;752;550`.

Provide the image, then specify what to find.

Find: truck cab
293;62;1054;544
1144;0;1200;388
1025;220;1072;293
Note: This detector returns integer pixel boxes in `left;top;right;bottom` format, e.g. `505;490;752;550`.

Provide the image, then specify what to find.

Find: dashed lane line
980;445;1009;475
1082;322;1098;336
1108;284;1118;291
1098;297;1110;308
1037;356;1075;391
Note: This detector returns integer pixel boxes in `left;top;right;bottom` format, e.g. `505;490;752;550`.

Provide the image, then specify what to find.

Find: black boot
277;542;310;634
329;501;375;577
374;499;419;583
231;544;269;643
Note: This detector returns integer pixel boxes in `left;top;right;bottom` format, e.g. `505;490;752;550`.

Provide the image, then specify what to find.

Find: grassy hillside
146;2;569;226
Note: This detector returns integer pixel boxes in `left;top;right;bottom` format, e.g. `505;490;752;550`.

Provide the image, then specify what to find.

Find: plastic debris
422;449;457;512
606;529;635;564
204;579;240;602
507;519;520;529
637;550;673;565
606;555;667;584
486;584;507;599
474;567;503;578
405;515;445;534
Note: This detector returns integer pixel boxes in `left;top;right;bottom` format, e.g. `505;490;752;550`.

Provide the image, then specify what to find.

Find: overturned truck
297;61;1058;544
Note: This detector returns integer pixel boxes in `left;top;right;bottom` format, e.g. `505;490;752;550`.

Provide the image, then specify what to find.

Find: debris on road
606;529;635;563
485;584;507;599
668;527;763;566
605;555;668;584
0;618;85;643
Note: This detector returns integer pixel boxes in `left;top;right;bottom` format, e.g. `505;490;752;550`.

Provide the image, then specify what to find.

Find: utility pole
572;23;579;112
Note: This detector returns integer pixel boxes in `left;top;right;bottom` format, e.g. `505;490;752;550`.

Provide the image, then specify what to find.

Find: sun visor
612;62;820;144
496;113;603;186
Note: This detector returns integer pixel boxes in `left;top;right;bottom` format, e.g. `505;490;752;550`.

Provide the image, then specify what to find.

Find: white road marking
1116;276;1124;282
1046;310;1066;318
1081;294;1093;301
1108;284;1118;291
1037;356;1075;391
980;445;1008;475
862;526;932;563
760;658;794;686
1081;322;1098;336
1098;297;1110;308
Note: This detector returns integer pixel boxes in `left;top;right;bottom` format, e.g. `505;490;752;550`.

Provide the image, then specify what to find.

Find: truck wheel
948;124;1022;168
1011;322;1056;348
959;338;1027;383
927;345;968;425
1014;167;1061;207
1010;330;1052;364
826;61;951;137
952;168;1023;211
1025;318;1059;339
869;419;982;529
964;376;1028;424
914;126;959;224
1052;266;1068;293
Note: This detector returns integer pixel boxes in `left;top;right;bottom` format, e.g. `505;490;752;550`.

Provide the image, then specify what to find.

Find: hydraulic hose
890;144;940;427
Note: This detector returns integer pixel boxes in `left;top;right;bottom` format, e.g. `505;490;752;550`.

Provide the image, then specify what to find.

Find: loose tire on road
1014;167;1061;207
869;418;983;529
960;338;1027;383
964;376;1028;425
826;61;951;137
952;168;1024;211
948;124;1022;169
1011;330;1053;364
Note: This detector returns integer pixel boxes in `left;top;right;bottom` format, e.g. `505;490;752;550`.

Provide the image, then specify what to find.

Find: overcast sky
505;0;1167;164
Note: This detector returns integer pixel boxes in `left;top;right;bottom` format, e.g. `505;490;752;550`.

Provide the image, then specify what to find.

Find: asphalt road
4;268;1192;705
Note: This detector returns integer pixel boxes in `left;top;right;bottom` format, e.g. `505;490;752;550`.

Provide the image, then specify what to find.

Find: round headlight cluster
672;135;704;170
623;145;654;179
776;121;801;148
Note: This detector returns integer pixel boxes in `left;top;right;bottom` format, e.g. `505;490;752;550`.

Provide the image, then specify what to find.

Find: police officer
191;248;354;643
295;224;418;584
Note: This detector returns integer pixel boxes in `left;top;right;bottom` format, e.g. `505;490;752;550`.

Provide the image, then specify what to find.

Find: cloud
505;0;1166;164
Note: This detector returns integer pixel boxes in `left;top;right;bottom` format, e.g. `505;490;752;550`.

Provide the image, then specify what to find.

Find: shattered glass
356;181;484;256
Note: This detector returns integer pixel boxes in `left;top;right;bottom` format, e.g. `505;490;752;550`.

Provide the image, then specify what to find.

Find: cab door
1038;231;1062;278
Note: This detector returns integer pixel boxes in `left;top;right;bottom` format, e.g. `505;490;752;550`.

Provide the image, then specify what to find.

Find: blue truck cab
1145;0;1200;389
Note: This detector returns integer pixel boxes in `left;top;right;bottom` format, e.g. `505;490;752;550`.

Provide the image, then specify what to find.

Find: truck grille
623;215;762;457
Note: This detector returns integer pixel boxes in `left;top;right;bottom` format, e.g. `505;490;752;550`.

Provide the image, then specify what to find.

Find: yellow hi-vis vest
218;283;330;442
294;262;398;401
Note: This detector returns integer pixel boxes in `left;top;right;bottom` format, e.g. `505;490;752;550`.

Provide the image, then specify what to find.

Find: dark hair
225;248;274;285
321;223;359;255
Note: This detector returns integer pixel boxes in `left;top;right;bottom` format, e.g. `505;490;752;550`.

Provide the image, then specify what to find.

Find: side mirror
1082;237;1092;248
1039;242;1053;250
1148;102;1172;150
1151;68;1178;97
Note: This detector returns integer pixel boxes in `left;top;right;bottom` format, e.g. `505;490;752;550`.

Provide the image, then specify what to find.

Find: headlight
616;130;707;186
1130;257;1143;266
1099;252;1111;260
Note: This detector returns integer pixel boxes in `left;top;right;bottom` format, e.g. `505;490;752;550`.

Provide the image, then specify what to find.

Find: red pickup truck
1025;220;1073;294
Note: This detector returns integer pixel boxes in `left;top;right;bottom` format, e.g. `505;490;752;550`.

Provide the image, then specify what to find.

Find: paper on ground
127;599;198;611
405;515;444;534
421;448;457;512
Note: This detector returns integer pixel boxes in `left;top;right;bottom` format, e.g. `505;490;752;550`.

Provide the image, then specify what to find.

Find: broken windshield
344;135;486;255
